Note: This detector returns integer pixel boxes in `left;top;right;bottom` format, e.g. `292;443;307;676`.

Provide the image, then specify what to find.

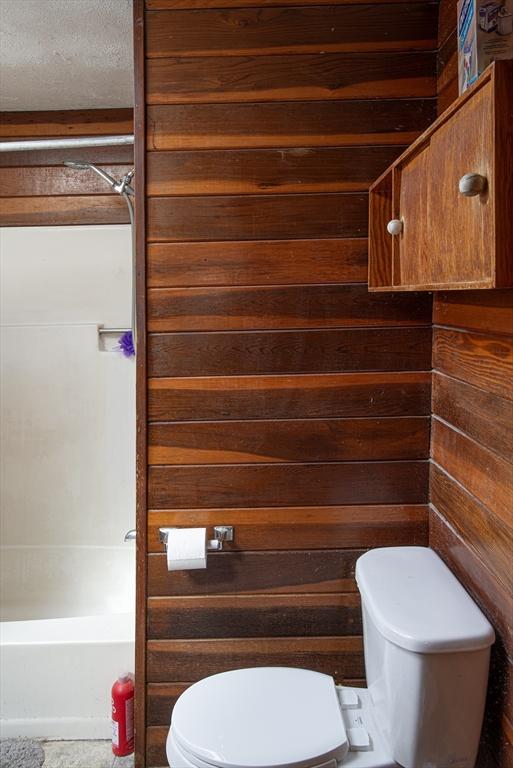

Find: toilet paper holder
158;525;234;552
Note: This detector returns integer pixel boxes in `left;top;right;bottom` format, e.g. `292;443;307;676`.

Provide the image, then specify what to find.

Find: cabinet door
396;144;431;287
426;79;494;287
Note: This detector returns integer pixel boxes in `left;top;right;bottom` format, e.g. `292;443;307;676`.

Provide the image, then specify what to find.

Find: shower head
63;160;91;170
63;160;135;197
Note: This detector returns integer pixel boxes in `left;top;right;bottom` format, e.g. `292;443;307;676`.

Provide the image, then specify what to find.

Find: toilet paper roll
166;527;207;571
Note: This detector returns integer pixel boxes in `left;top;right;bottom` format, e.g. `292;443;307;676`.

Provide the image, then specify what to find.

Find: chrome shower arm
63;160;134;196
89;164;119;189
64;160;118;189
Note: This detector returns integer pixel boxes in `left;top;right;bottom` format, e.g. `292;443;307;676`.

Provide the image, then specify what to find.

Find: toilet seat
169;667;349;768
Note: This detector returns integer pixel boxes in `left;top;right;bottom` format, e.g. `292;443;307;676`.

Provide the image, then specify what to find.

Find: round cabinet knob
459;173;487;197
387;219;403;236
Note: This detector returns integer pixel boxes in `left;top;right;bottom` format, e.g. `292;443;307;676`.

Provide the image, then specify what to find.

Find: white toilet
166;547;495;768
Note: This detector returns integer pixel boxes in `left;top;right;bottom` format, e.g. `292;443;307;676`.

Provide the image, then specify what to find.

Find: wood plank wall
431;294;513;768
138;0;437;764
0;109;133;225
432;19;513;765
437;0;458;113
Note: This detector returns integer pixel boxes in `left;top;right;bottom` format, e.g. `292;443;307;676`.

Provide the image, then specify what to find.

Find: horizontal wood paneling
429;508;513;662
148;417;430;464
0;108;133;138
0;165;134;197
146;51;436;104
432;373;513;462
141;0;438;758
433;289;513;336
481;659;513;768
430;465;512;596
146;146;404;195
147;193;368;241
148;461;429;508
431;419;513;528
146;725;177;768
147;684;190;727
147;636;365;681
147;505;429;551
146;5;437;57
147;238;368;287
148;327;432;377
147;284;432;331
0;144;134;168
431;253;512;763
147;99;437;150
147;549;362;595
148;372;432;421
0;195;130;226
147;593;362;638
433;327;513;401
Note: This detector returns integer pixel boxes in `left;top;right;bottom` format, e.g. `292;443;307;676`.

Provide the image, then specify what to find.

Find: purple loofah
118;331;135;357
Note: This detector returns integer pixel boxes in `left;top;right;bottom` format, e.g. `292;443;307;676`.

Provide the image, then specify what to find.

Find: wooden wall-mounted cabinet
369;62;513;292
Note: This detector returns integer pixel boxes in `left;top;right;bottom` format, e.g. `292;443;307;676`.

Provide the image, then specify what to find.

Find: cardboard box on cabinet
458;0;513;92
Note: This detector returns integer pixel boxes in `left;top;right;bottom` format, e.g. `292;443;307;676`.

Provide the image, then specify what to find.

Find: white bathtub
0;545;135;740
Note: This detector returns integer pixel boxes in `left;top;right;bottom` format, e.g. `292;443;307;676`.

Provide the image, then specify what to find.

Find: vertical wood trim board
134;2;148;767
139;1;437;765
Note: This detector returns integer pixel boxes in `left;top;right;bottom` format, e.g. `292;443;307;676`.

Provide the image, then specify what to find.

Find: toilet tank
355;547;495;768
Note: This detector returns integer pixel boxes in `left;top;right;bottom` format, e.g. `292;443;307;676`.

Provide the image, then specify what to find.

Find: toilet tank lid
355;547;495;653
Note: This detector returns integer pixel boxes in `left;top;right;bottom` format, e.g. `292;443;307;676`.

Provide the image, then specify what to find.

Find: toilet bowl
166;547;495;768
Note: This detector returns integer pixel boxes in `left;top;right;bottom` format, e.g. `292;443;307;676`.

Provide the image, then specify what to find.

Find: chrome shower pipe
0;135;134;152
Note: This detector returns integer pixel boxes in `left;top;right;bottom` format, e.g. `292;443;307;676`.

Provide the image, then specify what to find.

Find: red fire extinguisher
111;673;135;757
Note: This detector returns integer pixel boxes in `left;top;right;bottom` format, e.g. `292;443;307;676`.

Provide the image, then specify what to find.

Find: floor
42;741;135;768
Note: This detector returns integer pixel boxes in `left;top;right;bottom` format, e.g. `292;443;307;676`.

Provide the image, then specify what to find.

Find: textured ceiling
0;0;133;111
